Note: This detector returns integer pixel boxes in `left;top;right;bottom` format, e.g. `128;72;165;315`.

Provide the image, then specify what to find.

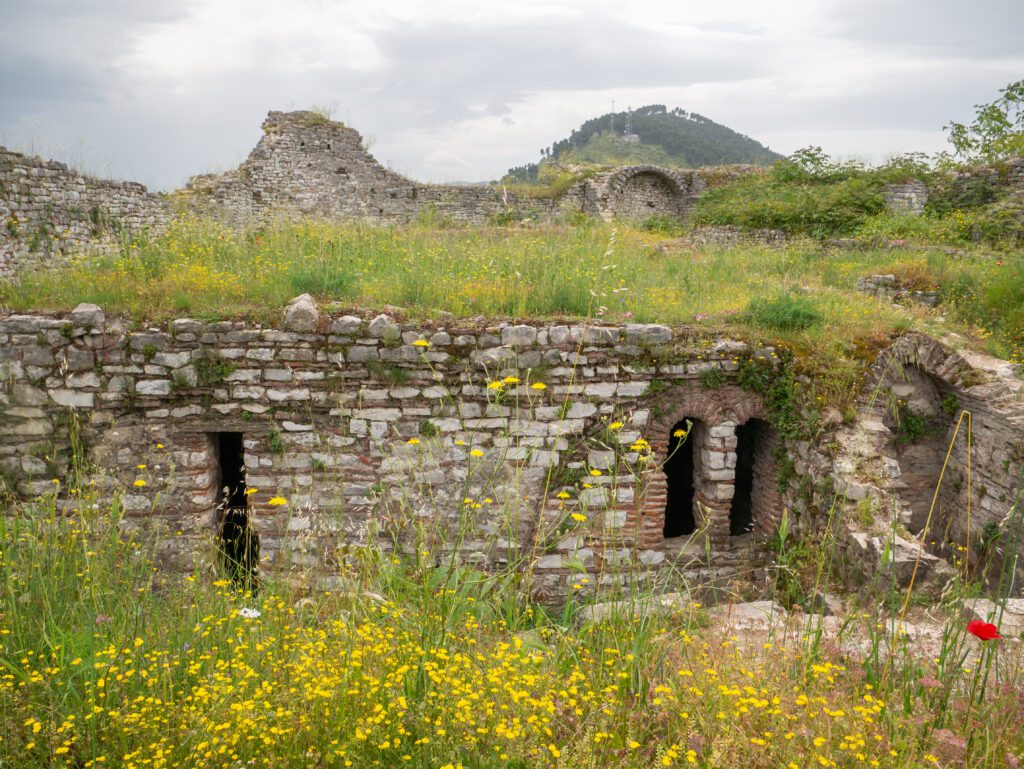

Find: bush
640;214;686;236
745;292;822;331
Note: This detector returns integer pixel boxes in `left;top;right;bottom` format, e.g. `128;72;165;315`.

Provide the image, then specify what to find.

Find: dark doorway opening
217;432;247;509
664;418;697;538
211;432;259;589
730;421;758;535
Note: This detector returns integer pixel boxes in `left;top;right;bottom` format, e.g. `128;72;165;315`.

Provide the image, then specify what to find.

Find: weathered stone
49;389;94;408
501;325;537;347
331;315;363;335
136;380;171;396
624;324;671;346
283;294;319;332
367;314;400;340
69;303;104;329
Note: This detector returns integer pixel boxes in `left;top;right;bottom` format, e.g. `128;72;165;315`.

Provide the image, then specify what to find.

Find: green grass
2;457;1023;768
2;216;1021;401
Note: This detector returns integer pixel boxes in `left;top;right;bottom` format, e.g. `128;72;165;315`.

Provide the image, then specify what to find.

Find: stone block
283;294;319;332
69;303;104;329
368;314;400;340
347;345;379;362
331;315;363;335
64;348;95;371
624;323;671;345
502;325;537;347
616;381;649;397
583;382;616;399
548;325;571;345
572;326;620;345
267;388;311;402
65;372;100;389
136;380;171;396
603;509;627;528
49;389;94;408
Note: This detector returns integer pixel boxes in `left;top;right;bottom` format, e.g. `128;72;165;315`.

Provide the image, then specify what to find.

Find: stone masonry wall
0;112;701;276
0;303;785;602
820;334;1024;596
0;148;171;276
182;111;565;226
882;180;928;217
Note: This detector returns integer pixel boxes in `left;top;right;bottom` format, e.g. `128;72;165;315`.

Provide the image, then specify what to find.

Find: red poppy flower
967;620;1001;641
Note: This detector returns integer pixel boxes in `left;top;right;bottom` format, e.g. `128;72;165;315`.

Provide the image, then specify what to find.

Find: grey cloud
368;18;765;123
829;0;1024;58
2;1;1021;191
0;0;198;114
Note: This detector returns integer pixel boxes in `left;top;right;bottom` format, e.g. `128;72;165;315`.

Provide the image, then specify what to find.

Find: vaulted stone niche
611;169;687;221
883;364;969;539
867;334;1024;594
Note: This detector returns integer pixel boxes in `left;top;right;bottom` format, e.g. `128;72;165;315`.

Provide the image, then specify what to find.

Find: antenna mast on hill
625;105;632;135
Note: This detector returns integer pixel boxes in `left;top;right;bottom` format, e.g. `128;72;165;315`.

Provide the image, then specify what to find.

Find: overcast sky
1;0;1021;190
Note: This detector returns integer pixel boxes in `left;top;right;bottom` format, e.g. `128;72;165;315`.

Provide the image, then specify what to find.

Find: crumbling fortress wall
0;300;1021;600
0;302;788;601
0;148;170;276
183;111;562;225
3;111;1023;277
181;111;707;227
0;111;710;275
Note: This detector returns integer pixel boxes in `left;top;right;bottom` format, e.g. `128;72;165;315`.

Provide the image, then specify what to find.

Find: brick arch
873;332;978;388
637;385;769;550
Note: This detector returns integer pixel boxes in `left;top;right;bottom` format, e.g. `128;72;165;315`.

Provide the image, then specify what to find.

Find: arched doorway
664;418;700;538
612;170;686;221
730;418;779;536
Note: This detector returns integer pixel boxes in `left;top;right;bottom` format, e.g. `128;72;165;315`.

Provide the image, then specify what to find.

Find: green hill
505;104;783;182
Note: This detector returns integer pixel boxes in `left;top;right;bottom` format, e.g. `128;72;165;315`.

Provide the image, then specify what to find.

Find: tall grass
2;435;1023;768
2;349;1023;769
3;217;1021;372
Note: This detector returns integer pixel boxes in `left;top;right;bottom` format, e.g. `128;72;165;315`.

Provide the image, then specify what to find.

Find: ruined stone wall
0;304;786;601
182;111;564;226
820;334;1024;596
0;111;713;275
882;180;928;216
0;148;171;276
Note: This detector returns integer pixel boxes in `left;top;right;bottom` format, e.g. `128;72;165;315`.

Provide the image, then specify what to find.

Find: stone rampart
0;148;170;276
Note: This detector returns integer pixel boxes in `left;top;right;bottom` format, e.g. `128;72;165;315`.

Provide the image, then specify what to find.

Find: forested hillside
505;104;782;181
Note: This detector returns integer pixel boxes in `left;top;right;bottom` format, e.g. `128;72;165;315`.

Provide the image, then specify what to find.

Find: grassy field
0;216;1019;427
2;216;1023;767
2;484;1022;769
1;218;1021;364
